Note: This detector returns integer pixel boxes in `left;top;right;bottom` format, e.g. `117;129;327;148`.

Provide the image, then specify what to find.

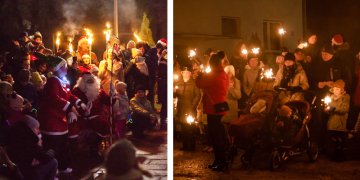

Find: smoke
62;0;139;36
62;0;92;36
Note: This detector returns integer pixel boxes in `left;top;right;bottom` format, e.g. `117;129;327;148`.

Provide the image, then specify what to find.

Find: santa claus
38;55;86;173
70;72;111;138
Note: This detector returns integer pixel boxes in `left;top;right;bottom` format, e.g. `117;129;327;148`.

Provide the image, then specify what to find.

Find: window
263;20;282;50
222;17;241;37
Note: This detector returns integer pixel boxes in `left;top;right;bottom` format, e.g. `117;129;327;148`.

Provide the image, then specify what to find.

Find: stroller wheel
307;142;318;162
270;150;281;170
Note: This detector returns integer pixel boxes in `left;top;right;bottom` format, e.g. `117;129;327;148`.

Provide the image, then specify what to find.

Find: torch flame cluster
68;38;73;54
133;32;142;42
261;68;275;80
56;32;61;52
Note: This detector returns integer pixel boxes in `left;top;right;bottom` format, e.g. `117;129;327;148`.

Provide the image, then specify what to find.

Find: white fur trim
157;40;167;47
41;130;69;135
63;101;70;111
53;59;67;71
75;99;81;107
68;134;79;139
331;38;343;46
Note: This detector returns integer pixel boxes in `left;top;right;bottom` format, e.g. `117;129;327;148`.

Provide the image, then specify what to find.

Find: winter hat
9;93;24;111
115;80;127;89
224;65;235;77
321;44;335;55
331;34;343;46
284;53;295;61
135;84;147;92
332;79;345;89
157;38;167;48
47;56;67;72
278;105;293;118
105;139;136;175
24;115;40;130
33;31;42;40
0;81;13;97
247;53;259;61
294;48;304;54
31;72;43;87
127;40;136;49
82;54;91;61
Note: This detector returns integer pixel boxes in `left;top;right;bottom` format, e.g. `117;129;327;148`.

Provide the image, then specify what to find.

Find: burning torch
68;38;73;55
55;32;61;53
133;32;142;42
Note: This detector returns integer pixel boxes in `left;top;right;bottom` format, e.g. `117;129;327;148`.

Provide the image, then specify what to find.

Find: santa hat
47;56;67;72
157;38;167;48
331;34;343;46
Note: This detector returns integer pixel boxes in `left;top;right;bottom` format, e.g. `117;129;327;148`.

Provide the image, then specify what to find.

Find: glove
67;112;78;124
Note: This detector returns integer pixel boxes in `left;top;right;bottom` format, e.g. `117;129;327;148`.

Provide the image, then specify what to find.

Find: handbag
204;90;229;113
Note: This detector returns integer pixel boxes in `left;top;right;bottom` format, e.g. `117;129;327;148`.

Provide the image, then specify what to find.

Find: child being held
113;80;130;139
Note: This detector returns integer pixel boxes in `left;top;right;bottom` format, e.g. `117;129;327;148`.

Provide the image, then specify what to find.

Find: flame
251;47;260;54
68;38;73;54
188;49;197;58
278;28;286;35
84;28;93;45
175;85;179;89
297;42;308;49
264;68;274;79
106;22;111;29
104;30;110;42
174;74;179;81
133;32;142;42
186;115;195;124
322;96;332;105
241;49;248;55
55;32;61;46
205;66;211;73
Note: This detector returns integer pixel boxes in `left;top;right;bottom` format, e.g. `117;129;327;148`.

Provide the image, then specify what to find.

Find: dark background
0;0;167;55
306;0;360;52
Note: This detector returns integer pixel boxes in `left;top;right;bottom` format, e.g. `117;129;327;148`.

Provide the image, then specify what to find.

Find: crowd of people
174;33;360;171
0;30;167;179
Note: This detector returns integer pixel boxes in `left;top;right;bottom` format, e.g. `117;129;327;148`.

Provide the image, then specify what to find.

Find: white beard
84;82;100;102
136;62;149;76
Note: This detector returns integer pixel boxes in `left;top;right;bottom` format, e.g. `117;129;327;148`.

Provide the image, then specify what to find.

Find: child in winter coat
113;80;130;139
325;79;350;161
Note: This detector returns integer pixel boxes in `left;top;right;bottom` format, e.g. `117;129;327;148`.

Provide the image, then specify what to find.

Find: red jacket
196;67;229;115
38;76;79;135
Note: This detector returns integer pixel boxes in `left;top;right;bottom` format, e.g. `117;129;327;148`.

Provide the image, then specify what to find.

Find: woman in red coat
196;52;229;171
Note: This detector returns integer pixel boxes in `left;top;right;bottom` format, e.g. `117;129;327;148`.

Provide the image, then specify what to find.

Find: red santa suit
70;76;111;137
38;76;80;135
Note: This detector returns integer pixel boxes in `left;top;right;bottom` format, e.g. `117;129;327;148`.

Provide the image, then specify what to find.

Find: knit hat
115;80;127;89
109;35;120;48
33;31;42;40
31;72;43;87
105;139;139;175
156;38;167;48
24;115;40;130
127;40;136;49
333;79;345;89
278;105;293;118
9;93;24;111
321;44;335;55
331;34;343;46
47;56;67;72
247;53;259;61
284;53;295;61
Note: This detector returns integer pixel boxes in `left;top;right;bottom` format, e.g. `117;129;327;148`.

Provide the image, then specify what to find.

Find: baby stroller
228;89;318;169
269;91;318;169
228;90;278;165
